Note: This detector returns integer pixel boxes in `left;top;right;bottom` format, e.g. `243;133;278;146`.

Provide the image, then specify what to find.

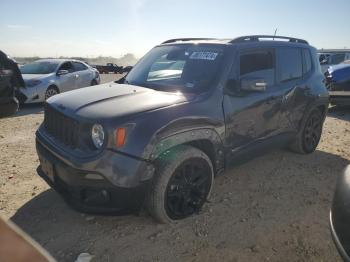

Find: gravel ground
0;74;349;261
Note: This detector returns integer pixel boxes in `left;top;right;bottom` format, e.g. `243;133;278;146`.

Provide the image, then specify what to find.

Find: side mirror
240;78;267;92
57;69;69;76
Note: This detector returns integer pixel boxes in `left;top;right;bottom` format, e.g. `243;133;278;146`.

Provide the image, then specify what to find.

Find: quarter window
239;49;275;86
278;48;302;82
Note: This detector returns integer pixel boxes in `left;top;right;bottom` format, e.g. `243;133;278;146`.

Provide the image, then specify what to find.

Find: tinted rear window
73;62;88;71
278;48;302;82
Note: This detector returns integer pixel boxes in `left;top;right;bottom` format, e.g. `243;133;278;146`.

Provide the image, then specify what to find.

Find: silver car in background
17;59;100;103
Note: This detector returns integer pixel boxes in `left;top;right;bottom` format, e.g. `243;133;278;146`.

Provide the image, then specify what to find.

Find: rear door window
239;49;275;87
277;48;302;83
73;62;88;71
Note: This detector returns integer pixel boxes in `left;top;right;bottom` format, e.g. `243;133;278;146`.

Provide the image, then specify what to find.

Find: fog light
85;173;104;180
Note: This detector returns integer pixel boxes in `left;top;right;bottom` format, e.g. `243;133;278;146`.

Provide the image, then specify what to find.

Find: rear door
72;62;92;88
275;47;305;133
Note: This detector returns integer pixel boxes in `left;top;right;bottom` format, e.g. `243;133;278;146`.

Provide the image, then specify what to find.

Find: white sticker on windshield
189;52;218;60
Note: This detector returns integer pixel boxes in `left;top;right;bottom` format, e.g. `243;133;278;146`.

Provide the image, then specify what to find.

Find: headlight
91;124;105;149
26;79;42;87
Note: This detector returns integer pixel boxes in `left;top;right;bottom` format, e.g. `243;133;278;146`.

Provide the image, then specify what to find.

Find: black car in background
0;50;24;117
35;35;329;223
95;63;123;74
331;165;350;261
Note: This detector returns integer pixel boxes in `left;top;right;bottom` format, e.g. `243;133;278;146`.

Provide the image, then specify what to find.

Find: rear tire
45;86;59;101
146;145;214;223
289;108;323;154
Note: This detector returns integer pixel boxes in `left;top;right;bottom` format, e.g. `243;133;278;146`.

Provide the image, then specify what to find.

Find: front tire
45;86;59;101
289;108;323;154
146;145;214;223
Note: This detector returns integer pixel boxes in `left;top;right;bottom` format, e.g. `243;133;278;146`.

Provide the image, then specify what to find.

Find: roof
161;35;309;46
317;49;350;53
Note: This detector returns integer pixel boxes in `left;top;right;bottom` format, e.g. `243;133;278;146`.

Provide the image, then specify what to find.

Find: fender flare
297;100;328;132
143;128;225;172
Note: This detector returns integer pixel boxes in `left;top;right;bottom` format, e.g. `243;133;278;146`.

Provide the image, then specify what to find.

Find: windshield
125;45;225;93
20;61;59;74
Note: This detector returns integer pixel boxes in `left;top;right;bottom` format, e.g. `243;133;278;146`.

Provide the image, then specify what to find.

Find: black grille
44;104;80;148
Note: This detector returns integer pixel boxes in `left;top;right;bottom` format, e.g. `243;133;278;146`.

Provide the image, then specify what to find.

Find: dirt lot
0;74;349;261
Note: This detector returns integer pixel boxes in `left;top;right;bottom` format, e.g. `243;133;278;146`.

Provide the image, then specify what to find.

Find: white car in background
17;59;100;103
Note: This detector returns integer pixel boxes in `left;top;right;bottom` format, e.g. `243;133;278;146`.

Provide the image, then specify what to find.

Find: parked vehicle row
17;59;100;104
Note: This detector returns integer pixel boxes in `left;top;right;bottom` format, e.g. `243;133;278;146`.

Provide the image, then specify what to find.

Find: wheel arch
297;101;328;132
47;84;60;93
147;129;225;175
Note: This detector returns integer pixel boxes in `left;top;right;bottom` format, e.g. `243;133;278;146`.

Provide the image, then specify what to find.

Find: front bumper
16;87;41;104
36;137;153;214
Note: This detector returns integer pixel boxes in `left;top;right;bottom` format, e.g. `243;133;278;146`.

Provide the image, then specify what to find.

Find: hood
328;63;350;73
22;74;52;87
48;82;191;119
22;74;50;81
328;64;350;83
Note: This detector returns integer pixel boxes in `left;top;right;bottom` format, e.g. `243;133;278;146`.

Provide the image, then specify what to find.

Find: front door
223;48;283;152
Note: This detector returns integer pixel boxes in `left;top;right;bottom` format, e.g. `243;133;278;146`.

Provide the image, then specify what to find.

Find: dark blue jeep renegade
36;35;329;223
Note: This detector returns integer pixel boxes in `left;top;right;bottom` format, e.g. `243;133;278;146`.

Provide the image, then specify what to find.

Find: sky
1;0;350;58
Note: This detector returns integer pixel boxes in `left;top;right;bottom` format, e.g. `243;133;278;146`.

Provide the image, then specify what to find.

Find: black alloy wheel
165;158;212;220
302;110;322;153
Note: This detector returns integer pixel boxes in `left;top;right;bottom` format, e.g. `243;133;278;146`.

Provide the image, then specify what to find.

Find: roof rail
162;38;217;44
230;35;308;45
